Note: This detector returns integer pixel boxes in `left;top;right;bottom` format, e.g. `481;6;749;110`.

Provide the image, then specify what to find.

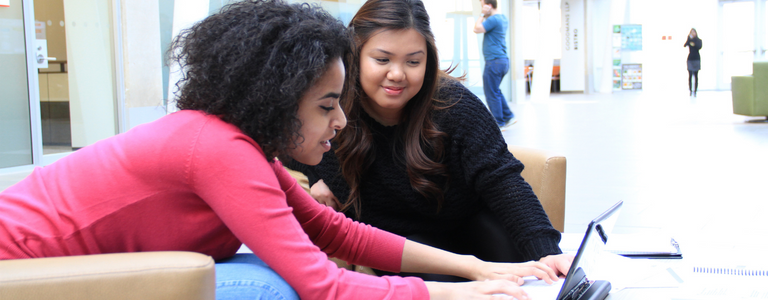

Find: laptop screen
555;201;623;300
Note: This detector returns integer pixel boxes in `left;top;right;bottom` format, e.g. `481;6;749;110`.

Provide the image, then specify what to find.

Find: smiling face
359;28;427;125
289;57;347;165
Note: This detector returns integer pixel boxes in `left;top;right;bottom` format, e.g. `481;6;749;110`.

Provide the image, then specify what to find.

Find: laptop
521;201;623;300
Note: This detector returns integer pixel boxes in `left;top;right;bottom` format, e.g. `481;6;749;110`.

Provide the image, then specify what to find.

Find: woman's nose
332;107;347;130
387;64;405;82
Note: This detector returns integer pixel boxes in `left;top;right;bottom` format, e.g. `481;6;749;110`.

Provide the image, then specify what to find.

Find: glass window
0;0;33;168
722;1;755;83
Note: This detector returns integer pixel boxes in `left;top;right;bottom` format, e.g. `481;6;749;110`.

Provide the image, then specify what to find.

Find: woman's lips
383;85;404;96
321;139;331;151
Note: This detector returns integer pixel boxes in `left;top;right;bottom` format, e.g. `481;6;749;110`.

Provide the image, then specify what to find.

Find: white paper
520;276;565;299
591;251;682;291
672;268;768;300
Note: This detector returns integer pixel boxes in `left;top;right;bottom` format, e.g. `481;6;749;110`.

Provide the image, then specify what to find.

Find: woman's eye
407;60;421;66
375;58;389;63
320;105;334;111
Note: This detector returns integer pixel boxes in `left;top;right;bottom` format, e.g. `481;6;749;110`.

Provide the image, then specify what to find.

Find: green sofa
732;61;768;122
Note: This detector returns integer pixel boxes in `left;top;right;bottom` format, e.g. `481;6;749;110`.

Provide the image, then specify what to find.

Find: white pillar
509;0;526;102
560;0;585;92
120;0;165;130
756;0;765;60
166;0;209;114
531;0;559;100
64;0;117;147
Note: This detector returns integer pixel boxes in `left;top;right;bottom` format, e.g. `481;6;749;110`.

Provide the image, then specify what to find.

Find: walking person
473;0;514;128
685;28;702;97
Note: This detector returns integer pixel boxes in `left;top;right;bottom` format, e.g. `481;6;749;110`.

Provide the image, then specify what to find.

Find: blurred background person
474;0;515;128
685;28;702;97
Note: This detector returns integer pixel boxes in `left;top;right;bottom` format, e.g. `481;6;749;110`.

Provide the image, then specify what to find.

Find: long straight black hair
335;0;454;218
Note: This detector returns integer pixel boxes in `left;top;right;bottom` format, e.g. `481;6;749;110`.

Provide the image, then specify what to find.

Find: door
35;0;118;154
0;0;119;172
0;0;34;169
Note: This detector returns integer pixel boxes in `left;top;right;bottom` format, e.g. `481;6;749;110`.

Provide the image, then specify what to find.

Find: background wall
611;0;720;93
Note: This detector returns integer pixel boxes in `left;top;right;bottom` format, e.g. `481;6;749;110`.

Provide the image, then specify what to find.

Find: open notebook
560;232;682;259
522;201;623;300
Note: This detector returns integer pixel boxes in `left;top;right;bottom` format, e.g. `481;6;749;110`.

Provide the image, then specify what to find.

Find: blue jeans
482;57;513;126
215;254;299;300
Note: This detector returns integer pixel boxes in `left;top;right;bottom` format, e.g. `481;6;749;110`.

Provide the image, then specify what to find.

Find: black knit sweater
288;79;562;261
685;37;702;61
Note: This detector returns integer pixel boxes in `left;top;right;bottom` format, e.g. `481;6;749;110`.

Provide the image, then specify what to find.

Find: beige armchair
0;251;215;300
508;145;566;232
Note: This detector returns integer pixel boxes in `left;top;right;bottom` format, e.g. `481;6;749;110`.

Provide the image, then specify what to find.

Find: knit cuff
519;236;563;261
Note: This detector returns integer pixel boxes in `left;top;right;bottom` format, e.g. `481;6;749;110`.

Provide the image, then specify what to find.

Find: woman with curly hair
0;0;556;299
288;0;573;282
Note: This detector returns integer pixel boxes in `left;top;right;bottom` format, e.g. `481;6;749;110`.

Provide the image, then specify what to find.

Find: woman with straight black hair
288;0;573;282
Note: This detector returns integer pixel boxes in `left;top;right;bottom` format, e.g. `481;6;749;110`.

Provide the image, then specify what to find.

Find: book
560;233;682;259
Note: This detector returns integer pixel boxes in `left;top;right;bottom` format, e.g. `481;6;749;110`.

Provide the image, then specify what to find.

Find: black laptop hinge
562;276;594;300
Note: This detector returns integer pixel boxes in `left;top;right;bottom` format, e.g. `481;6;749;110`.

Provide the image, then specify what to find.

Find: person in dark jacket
685;28;702;97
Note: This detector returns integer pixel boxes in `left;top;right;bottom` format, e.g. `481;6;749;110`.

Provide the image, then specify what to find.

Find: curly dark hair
168;0;352;160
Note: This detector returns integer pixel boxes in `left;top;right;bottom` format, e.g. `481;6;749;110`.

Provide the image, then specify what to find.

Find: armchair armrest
0;251;216;300
508;145;566;232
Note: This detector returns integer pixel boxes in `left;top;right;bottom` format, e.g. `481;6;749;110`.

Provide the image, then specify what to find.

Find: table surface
600;235;768;300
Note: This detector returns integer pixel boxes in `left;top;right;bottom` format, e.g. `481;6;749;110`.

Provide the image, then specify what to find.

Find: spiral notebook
671;265;768;300
692;266;768;277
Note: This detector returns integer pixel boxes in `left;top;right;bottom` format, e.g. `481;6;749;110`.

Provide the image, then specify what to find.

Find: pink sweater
0;110;429;299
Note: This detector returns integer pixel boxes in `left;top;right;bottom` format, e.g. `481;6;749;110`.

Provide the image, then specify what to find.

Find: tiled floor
503;89;768;254
2;90;767;252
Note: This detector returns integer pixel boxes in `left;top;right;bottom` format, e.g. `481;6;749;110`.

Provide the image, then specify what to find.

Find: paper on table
672;280;768;300
520;276;565;300
671;265;768;299
590;251;682;291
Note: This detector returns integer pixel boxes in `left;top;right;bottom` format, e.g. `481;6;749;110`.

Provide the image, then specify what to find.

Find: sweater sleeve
188;119;428;300
437;81;562;261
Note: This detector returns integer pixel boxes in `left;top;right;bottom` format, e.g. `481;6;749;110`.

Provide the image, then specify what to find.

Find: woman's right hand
470;260;559;285
425;280;530;300
309;179;341;210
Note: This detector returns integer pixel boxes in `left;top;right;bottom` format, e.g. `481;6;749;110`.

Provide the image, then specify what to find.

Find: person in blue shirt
474;0;514;129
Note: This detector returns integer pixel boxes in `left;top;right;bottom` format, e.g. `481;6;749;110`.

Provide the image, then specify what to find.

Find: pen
671;238;680;253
